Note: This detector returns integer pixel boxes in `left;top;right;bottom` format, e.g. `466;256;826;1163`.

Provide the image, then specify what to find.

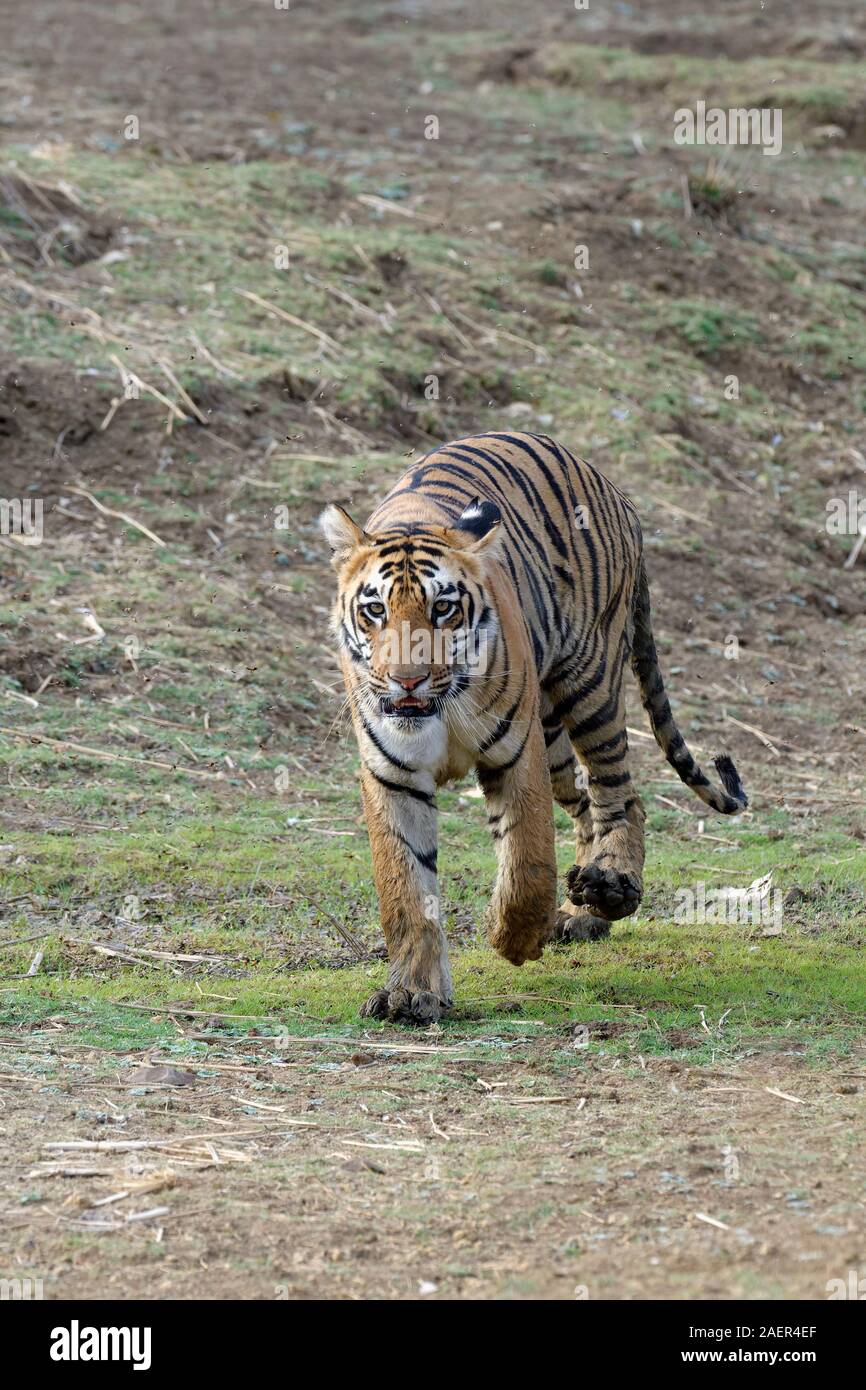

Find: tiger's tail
630;561;748;815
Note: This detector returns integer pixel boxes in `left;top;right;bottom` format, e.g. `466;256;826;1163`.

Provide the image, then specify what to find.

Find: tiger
320;431;747;1024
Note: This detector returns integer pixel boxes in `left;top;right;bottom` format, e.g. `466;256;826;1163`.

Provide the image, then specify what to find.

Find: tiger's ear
448;497;503;556
319;504;370;569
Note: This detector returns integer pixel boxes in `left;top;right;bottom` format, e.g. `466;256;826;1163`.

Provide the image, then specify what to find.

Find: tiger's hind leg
546;725;613;943
563;675;645;923
568;790;645;922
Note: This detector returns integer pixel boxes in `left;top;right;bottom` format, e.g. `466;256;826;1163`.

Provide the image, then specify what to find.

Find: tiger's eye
433;600;454;617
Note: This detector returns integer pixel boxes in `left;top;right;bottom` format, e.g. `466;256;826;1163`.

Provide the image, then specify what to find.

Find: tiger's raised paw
566;864;641;921
554;908;611;943
360;986;447;1026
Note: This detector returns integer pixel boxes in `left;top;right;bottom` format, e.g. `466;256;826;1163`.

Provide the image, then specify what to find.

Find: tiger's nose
391;668;428;690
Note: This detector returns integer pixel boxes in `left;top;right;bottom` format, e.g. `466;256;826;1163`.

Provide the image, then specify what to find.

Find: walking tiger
321;432;747;1023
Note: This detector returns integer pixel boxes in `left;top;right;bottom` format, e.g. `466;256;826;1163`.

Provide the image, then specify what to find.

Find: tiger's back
366;431;644;685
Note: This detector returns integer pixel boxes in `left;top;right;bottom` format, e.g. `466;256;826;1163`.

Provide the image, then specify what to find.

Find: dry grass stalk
235;288;342;354
67;483;167;546
0;725;224;780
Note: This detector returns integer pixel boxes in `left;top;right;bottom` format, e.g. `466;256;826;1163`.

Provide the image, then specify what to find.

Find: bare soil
3;1030;865;1300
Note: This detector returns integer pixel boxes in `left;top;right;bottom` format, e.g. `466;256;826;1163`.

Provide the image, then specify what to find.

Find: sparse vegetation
1;0;865;1301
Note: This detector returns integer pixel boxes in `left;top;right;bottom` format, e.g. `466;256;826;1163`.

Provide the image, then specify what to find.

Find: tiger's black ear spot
455;497;501;539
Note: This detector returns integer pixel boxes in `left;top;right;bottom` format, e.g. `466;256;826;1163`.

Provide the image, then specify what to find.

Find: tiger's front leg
358;765;452;1025
479;711;558;965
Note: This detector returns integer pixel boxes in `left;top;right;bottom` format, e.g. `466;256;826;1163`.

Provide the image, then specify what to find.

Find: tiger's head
320;498;502;728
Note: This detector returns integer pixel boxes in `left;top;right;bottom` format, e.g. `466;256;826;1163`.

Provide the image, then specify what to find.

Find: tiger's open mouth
381;694;436;719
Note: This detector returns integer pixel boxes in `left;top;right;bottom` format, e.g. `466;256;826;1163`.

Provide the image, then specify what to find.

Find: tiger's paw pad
566;864;640;920
554;909;611;943
360;987;446;1026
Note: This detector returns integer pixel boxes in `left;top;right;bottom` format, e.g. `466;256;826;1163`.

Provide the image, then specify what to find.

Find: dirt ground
1;0;864;774
1;0;865;1300
4;1029;865;1301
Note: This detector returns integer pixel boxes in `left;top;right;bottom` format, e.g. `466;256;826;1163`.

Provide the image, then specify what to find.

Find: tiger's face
320;498;502;731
